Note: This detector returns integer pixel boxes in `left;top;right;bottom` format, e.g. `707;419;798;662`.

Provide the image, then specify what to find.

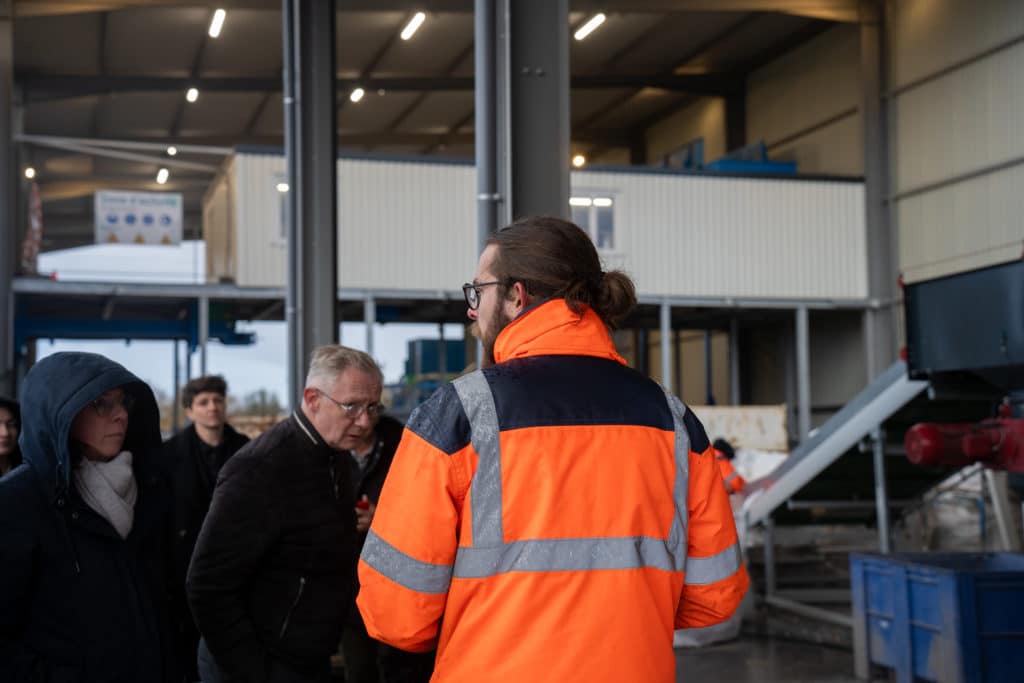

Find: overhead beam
19;73;743;102
16;1;859;21
17;129;635;150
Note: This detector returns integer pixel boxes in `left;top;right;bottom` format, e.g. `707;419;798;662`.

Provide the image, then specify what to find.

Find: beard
473;307;514;368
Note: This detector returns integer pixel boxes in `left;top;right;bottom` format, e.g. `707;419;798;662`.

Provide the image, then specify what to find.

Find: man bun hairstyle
182;375;228;409
487;216;637;328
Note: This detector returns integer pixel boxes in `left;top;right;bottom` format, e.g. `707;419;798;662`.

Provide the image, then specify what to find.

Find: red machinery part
905;419;1024;472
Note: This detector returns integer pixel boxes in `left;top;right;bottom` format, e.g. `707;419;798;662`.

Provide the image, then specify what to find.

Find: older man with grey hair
188;345;384;683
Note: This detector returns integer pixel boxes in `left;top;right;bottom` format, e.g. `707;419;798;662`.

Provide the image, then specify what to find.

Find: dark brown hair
486;216;637;328
181;375;227;409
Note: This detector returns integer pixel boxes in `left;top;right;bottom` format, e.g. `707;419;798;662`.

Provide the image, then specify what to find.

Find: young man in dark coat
187;346;369;683
164;375;249;682
342;410;434;683
0;352;178;683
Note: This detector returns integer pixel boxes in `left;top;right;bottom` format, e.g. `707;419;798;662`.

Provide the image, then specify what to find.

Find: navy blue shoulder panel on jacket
483;355;675;432
681;407;711;453
405;383;471;456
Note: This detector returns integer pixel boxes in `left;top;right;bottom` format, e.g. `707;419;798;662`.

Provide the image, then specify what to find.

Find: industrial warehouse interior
2;1;1023;682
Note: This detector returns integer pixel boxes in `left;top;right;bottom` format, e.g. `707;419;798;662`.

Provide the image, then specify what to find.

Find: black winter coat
0;352;178;683
187;410;358;683
163;422;250;680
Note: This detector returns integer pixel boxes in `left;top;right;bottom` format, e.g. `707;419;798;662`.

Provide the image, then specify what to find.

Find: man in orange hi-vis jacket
714;438;748;495
357;217;749;682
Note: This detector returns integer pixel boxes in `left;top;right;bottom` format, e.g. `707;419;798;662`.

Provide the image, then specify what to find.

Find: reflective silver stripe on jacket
452;371;503;547
361;529;453;595
684;542;743;585
442;372;691;579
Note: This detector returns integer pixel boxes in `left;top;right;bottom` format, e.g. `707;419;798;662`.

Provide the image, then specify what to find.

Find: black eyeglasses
462;280;504;310
316;390;386;419
89;392;135;418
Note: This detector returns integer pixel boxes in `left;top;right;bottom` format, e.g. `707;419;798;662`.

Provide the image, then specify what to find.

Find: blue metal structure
850;552;1024;683
14;299;254;352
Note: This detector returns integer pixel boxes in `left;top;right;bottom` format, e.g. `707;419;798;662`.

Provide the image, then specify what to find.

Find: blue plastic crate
850;552;1024;683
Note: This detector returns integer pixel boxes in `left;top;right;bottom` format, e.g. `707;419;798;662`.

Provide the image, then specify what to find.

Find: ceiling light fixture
276;182;289;193
569;197;592;207
24;167;36;179
572;154;586;168
156;168;169;185
167;146;178;156
208;9;226;38
186;87;199;103
574;13;606;41
400;12;426;40
593;197;613;207
350;87;365;103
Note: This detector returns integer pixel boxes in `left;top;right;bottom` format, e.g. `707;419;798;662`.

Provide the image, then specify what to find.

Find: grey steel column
764;516;776;597
660;300;672;394
198;294;209;376
474;0;499;247
284;0;338;405
729;317;741;405
438;322;447;379
796;306;811;442
872;427;891;553
363;294;375;357
0;7;14;398
860;0;896;379
494;0;570;221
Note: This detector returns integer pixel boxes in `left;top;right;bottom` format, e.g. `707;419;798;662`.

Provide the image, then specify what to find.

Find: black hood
18;352;161;500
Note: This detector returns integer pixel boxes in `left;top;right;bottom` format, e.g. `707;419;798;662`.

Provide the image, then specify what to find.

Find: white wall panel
337;158;477;291
234;152;288;287
209;154;867;300
891;0;1024;282
201;157;234;283
645;97;726;166
891;0;1024;90
575;170;867;299
893;41;1024;193
747;24;862;176
770;113;864;177
897;163;1024;283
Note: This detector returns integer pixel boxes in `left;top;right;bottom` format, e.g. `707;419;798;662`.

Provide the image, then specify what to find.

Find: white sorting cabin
203;149;868;302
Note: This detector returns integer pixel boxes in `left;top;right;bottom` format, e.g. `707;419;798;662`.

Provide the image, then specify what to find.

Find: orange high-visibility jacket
716;452;747;494
358;300;749;682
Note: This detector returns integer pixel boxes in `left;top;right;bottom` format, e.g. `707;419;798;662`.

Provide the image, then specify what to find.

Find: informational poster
94;190;183;245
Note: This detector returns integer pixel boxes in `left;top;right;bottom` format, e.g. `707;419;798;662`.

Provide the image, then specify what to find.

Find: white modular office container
203;150;868;301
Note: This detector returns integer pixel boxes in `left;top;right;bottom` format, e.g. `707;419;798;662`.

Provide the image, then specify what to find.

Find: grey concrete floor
675;636;861;683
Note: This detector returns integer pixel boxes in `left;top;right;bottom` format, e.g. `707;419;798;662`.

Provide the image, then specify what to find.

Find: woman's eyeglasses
89;393;135;417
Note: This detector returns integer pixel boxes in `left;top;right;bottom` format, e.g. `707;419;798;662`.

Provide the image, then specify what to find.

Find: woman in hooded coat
0;396;20;476
0;352;179;683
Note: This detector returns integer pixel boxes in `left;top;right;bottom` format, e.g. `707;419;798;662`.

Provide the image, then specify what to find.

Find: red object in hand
355;499;371;510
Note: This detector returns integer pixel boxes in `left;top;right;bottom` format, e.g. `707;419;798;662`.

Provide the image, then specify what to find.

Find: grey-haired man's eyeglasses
316;390;385;419
462;280;504;310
